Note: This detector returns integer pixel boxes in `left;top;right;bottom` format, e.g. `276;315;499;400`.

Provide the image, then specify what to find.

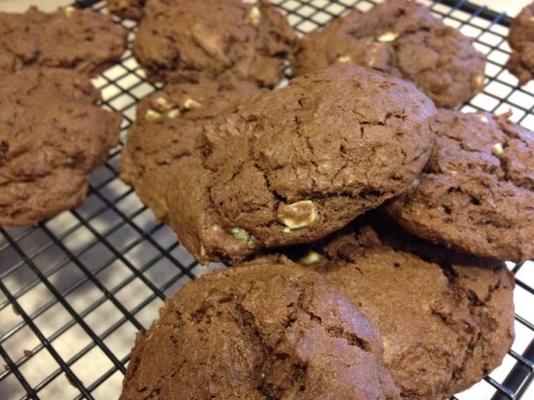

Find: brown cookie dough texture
0;6;127;76
297;217;515;400
293;0;485;108
106;0;145;20
119;260;400;400
387;109;534;262
166;65;436;264
0;68;122;226
120;79;261;222
507;2;534;85
133;0;295;87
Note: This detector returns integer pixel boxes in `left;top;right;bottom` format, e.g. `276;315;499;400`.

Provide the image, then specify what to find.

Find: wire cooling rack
0;0;533;399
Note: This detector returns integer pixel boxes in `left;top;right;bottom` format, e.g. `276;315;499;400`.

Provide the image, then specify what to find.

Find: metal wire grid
0;0;532;399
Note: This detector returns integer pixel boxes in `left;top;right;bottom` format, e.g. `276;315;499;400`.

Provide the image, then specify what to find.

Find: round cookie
132;0;295;87
293;0;485;108
507;3;534;85
0;68;122;226
120;79;261;222
387;109;534;262
106;0;145;21
0;6;127;76
119;259;400;400
166;65;436;264
293;217;515;400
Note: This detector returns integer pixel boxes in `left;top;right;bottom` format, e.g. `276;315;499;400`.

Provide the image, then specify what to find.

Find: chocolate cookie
293;0;485;108
166;65;436;264
0;68;122;226
106;0;145;20
133;0;295;87
293;217;515;400
507;3;534;85
387;109;534;262
120;79;261;222
119;259;400;400
0;6;127;76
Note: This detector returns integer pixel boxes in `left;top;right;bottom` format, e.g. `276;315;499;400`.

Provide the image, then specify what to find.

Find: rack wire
0;0;532;399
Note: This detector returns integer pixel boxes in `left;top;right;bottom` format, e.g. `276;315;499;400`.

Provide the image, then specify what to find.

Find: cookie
119;259;400;400
387;109;534;262
120;79;261;222
0;68;122;226
507;3;534;85
293;217;515;400
133;0;295;87
293;0;485;108
166;65;436;264
106;0;145;20
0;6;127;76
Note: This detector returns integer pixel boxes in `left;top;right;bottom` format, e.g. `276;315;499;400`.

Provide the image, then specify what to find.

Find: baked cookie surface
293;0;485;108
0;6;127;76
106;0;145;20
387;109;534;262
119;259;400;400
133;0;295;87
120;79;261;222
166;65;436;264
294;217;515;400
0;68;122;226
507;2;534;85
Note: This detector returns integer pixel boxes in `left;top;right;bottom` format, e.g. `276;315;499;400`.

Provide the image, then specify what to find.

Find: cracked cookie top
291;216;515;400
106;0;146;21
0;68;122;226
387;109;534;262
292;0;485;108
120;79;261;222
166;64;436;264
119;259;400;400
0;6;127;76
506;2;534;85
132;0;295;87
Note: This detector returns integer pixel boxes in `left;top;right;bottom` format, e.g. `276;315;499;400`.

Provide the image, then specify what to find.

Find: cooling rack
0;0;532;399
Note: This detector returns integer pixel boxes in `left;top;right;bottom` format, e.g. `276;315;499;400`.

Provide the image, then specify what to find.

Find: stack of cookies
116;1;533;399
1;0;532;399
0;6;127;225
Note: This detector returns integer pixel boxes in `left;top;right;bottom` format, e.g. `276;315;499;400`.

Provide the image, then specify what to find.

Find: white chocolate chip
300;251;321;265
479;114;490;124
376;32;397;43
145;109;162;122
155;96;173;111
167;108;181;119
183;98;202;109
64;6;76;17
492;143;504;156
283;227;292;233
231;228;255;247
279;200;318;230
247;6;261;26
367;44;382;68
337;55;352;64
474;74;485;89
